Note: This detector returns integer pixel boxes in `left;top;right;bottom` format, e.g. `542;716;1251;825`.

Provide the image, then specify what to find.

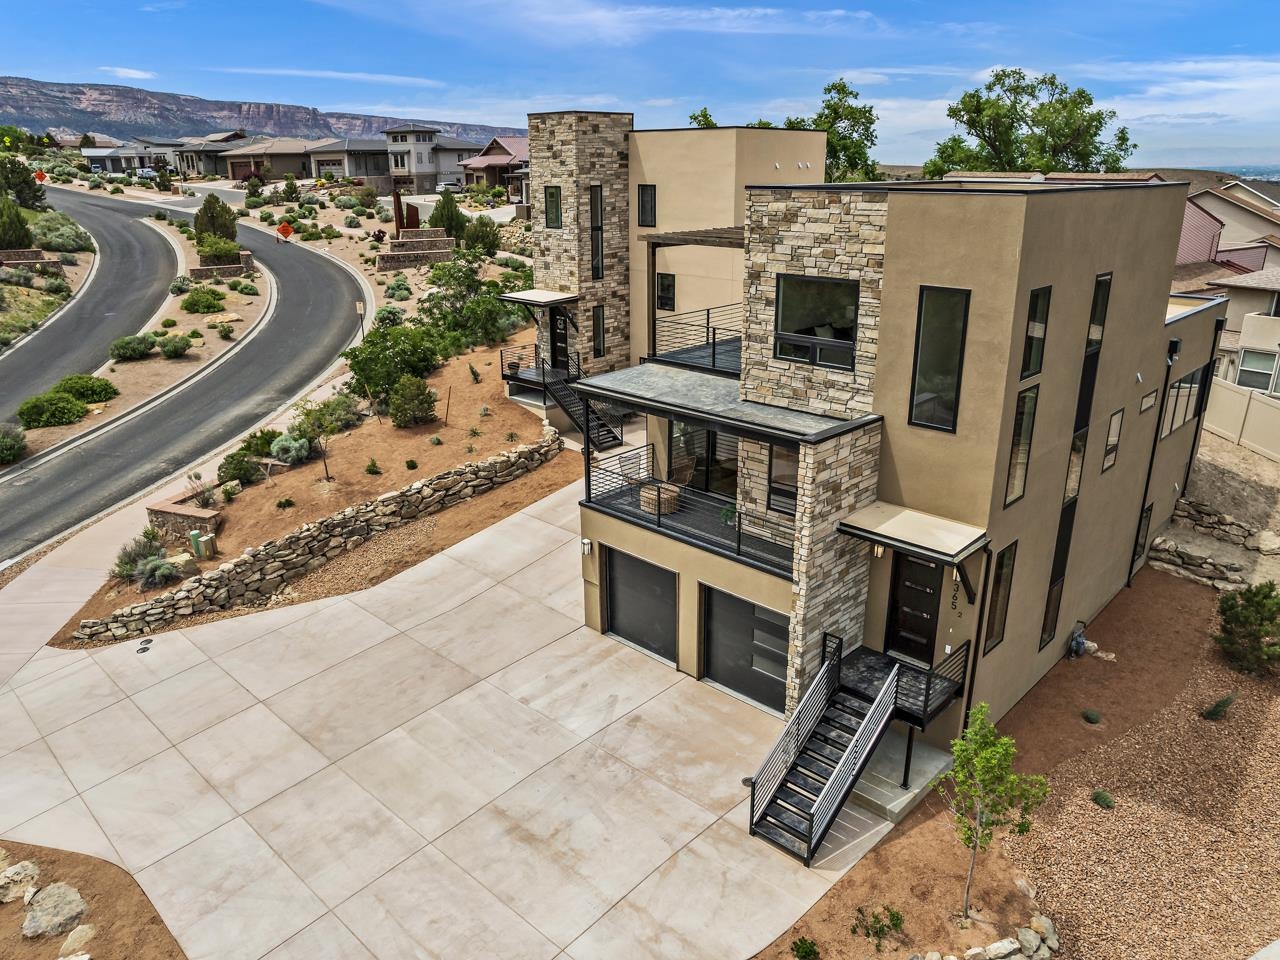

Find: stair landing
849;727;952;824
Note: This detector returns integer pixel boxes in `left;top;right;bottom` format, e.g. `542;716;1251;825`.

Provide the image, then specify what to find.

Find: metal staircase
541;358;624;450
749;634;900;866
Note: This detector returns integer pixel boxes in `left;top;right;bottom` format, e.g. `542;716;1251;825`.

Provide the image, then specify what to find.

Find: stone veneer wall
72;429;563;644
735;438;793;536
189;251;256;281
528;112;633;377
785;421;881;713
740;188;886;418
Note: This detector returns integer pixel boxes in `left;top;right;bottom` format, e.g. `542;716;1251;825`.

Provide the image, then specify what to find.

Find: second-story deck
649;304;743;377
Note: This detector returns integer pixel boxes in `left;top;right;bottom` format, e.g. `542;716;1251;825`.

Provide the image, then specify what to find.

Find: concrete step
848;725;952;824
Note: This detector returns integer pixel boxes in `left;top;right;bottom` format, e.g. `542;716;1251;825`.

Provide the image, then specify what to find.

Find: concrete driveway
0;481;882;960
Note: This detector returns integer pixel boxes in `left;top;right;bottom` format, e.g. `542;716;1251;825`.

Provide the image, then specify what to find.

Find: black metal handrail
651;304;743;374
500;343;538;378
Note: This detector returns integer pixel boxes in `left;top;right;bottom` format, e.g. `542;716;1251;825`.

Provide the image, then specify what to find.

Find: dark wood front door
550;306;571;373
885;552;943;664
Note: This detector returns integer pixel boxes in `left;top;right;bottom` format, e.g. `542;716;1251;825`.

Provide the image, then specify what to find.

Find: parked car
89;163;103;174
136;167;158;179
436;181;461;193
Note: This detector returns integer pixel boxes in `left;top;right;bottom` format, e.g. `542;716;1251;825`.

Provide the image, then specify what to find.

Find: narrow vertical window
638;183;656;228
1101;408;1124;472
544;185;562;229
590;184;604;280
592;305;605;359
656;273;676;312
1086;273;1112;352
1064;428;1087;503
983;541;1018;655
1021;286;1050;379
768;446;799;514
1004;385;1038;506
909;286;970;432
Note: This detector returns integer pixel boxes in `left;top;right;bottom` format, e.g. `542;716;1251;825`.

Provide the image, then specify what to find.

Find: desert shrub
133;554;180;590
239;427;282;457
227;278;242;291
334;195;359;209
357;184;378;208
791;938;819;960
245;196;266;210
0;197;31;249
371;229;387;243
26;211;92;254
108;334;156;361
181;286;226;313
238;282;258;296
197;235;241;264
111;526;163;580
161;317;177;328
1201;693;1237;721
1215;581;1280;675
159;334;192;358
1081;708;1101;725
289;392;361;441
468;425;482;437
342;326;441;403
59;252;78;266
299;229;323;241
373;304;406;327
464;215;500;256
344;214;360;228
0;422;26;464
0;266;34;287
17;390;88;428
276;497;295;509
405;459;417;470
479;404;491;417
153;328;169;338
385;273;412;301
258;210;274;223
51;374;118;403
430;435;443;446
217;449;262;486
1091;789;1115;810
217;322;234;340
464;443;476;454
269;433;310;464
153;209;168;221
43;276;70;296
468;362;481;383
320;225;342;240
188;328;203;339
504;431;519;443
427;189;467;240
352;205;368;218
110;186;123;194
170;275;194;295
378;210;393;223
365;457;382;475
388;375;438;428
88;177;103;190
300;192;320;205
851;906;905;953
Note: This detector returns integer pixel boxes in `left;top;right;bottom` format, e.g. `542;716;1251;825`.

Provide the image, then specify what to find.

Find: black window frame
1161;363;1209;438
655;272;676;312
589;184;604;280
1020;286;1051;380
771;273;859;372
1004;384;1039;507
637;183;656;228
983;540;1018;655
544;185;562;229
1086;272;1112;354
1101;408;1124;472
1064;427;1088;504
767;445;799;516
908;285;971;434
592;304;605;359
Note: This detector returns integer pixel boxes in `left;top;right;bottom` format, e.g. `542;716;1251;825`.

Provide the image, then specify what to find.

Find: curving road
0;189;177;422
0;188;365;562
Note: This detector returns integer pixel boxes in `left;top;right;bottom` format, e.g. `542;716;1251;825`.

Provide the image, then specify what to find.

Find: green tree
245;177;263;199
427;189;467;240
0;156;45;209
688;107;718;128
1214;580;1280;675
782;79;879;182
463;214;500;256
281;173;301;203
342;326;442;404
0;196;33;248
193;193;238;242
388;374;438;427
78;133;96;149
923;68;1136;178
936;703;1049;918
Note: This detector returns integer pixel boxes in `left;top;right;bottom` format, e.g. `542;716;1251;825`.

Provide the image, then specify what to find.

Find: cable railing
651;304;743;375
500;343;539;380
918;639;969;718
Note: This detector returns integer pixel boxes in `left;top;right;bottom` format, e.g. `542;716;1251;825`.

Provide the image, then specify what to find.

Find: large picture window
1004;385;1038;506
1021;286;1051;379
768;446;798;514
983;541;1017;655
909;286;970;432
589;185;603;280
669;422;738;497
637;183;656;228
655;273;675;312
544;185;562;229
773;274;858;370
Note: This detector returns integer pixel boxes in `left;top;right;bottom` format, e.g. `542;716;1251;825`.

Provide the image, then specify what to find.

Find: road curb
0;219;103;361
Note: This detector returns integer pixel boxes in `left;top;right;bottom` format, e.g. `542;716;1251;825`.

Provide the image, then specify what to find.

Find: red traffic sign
276;221;294;239
34;170;46;183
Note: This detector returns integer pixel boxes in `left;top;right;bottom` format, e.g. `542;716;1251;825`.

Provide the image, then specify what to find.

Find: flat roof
1165;293;1229;326
744;179;1189;196
575;362;878;444
498;289;578;307
838;501;988;565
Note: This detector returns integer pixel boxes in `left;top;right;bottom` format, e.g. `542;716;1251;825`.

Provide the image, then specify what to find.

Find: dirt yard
756;568;1277;960
1188;431;1280;532
0;841;184;960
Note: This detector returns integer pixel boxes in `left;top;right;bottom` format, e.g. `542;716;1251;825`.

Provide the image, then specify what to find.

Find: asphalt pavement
0;189;365;562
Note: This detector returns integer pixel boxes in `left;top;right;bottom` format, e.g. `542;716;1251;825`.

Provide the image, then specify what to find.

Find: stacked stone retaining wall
73;428;563;643
190;251;256;281
1148;536;1247;591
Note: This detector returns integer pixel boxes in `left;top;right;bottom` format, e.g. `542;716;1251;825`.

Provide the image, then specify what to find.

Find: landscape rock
925;952;942;960
985;939;1022;960
0;860;39;902
1029;915;1056;945
22;882;87;938
60;924;96;956
1014;877;1037;901
1016;927;1042;955
23;883;39;904
1246;530;1280;555
1031;946;1051;960
964;949;987;960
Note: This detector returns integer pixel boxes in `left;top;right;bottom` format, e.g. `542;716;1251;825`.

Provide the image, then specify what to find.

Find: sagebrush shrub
43;276;70;296
111;526;163;581
51;374;118;403
108;334;156;361
181;286;226;313
161;317;177;328
133;554;180;590
238;283;258;296
269;433;310;464
0;422;26;464
160;334;192;358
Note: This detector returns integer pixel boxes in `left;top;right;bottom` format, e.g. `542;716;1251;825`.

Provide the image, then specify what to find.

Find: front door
550;306;571;373
703;587;788;712
885;552;943;664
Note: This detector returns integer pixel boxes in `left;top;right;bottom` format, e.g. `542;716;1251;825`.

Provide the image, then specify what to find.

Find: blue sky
10;0;1279;166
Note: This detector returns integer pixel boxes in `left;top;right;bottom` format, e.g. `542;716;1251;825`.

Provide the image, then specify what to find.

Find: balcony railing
586;443;794;576
839;639;971;729
500;343;541;383
650;304;743;376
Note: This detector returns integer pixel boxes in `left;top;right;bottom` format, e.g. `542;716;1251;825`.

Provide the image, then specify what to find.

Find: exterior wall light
581;538;593;556
873;544;884;558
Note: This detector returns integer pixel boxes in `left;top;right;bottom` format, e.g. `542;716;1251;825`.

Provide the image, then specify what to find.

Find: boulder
60;923;96;956
0;860;39;902
1031;946;1052;960
22;882;87;938
985;939;1022;960
168;552;199;575
1029;915;1056;942
964;949;987;960
926;952;943;960
1246;530;1280;555
1016;928;1042;955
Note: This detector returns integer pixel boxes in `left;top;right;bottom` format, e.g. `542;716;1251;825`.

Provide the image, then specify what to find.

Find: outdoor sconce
952;567;962;582
873;544;884;558
581;538;593;556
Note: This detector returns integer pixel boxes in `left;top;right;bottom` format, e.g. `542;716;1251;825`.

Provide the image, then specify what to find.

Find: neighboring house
306;138;391;181
81;137;181;173
382;124;482;194
461;136;529;199
219;137;336;180
1188;185;1280;268
174;131;249;178
504;112;1223;864
1210;269;1280;388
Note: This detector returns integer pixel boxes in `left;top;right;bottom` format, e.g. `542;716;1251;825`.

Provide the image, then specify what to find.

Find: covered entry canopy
838;501;988;566
498;289;578;308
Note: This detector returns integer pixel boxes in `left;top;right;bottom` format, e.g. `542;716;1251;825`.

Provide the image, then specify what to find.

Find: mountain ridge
0;76;525;145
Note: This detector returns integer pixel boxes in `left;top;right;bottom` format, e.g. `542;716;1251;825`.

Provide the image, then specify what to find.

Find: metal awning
640;226;744;249
838;502;988;565
498;289;578;308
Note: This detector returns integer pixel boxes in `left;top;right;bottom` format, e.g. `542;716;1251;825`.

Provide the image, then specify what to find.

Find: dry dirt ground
1188;431;1280;532
0;253;93;350
0;841;185;960
756;568;1277;960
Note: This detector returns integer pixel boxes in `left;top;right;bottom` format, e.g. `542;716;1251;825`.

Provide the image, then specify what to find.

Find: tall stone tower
528;111;633;377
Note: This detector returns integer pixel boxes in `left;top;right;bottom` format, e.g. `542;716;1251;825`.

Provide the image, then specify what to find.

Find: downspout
1181;316;1227;499
961;543;993;725
1127;337;1180;588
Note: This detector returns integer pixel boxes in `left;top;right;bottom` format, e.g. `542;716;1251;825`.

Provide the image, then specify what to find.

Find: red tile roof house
460;136;530;202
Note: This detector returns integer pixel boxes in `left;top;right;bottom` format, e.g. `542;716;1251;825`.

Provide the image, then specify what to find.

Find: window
773;274;859;370
669;422;738;497
1140;389;1158;412
655;273;675;312
1041;499;1077;649
415;152;423;164
1021;286;1051;379
1162;363;1209;437
638;184;656;228
909;286;970;432
592;305;605;359
1212;355;1223;377
1004;385;1038;506
391;153;406;170
1101;408;1124;472
983;541;1017;655
391;134;407;143
768;446;798;514
1133;502;1153;562
1086;273;1112;352
1237;349;1277;391
589;185;604;280
456;152;464;163
544;186;562;229
1064;428;1087;503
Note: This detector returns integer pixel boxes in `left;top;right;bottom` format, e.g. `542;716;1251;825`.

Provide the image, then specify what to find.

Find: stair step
814;722;854;747
764;801;811;838
775;784;817;814
783;768;827;796
753;818;808;860
823;709;863;737
795;752;834;779
804;738;845;765
833;691;869;712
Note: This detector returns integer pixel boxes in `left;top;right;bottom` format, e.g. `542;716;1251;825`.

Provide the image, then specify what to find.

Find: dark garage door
606;549;678;663
704;587;788;712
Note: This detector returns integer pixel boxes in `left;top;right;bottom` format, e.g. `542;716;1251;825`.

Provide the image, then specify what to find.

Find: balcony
649;304;743;377
839;641;969;729
585;443;794;577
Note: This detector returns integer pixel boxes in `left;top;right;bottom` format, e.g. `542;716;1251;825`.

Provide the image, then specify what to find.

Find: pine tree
193;193;238;242
427;190;467;240
0;197;33;249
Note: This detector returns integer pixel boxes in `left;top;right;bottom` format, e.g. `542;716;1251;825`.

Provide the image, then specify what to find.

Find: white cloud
139;0;184;10
328;92;622;129
643;97;679;107
211;67;445;88
98;66;157;80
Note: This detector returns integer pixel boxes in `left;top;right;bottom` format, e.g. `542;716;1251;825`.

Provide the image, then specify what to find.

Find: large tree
0;196;33;249
923;68;1136;178
0;157;45;209
193;193;238;242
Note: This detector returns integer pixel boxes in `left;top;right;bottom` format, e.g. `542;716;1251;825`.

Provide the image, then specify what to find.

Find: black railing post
924;667;935;721
582;388;592;501
711;326;717;368
748;778;756;834
901;726;915;790
736;514;744;557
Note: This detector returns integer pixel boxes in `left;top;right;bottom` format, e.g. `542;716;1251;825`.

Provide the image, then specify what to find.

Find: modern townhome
382;123;483;193
306;138;391;181
1188;182;1280;271
173;130;248;177
505;111;1226;865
